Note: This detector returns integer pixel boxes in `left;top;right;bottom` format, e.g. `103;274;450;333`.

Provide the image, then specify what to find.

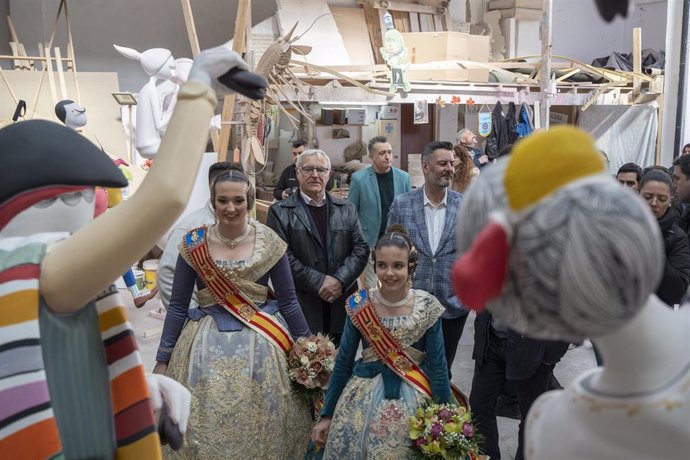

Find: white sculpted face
63;102;87;130
0;190;96;238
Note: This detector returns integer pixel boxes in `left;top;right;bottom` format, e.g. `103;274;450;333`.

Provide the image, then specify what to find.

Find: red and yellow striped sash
346;289;469;408
184;227;293;353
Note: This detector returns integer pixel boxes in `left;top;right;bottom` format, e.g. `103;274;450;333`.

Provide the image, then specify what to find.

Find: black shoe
495;395;521;420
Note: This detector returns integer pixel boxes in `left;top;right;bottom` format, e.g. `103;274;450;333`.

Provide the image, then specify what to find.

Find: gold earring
376;277;382;290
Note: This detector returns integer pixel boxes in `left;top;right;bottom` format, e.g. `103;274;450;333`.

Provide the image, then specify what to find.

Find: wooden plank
9;42;22;70
219;0;251;160
498;8;543;21
63;0;81;105
488;0;543;9
54;47;68;100
362;4;385;65
44;47;58;107
331;6;376;65
433;14;443;32
17;44;34;70
538;0;551;128
633;27;642;101
409;12;420;32
180;0;201;57
0;66;19;105
392;10;409;32
373;1;438;15
419;13;431;31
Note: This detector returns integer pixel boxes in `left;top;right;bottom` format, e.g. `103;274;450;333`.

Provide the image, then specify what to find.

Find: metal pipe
674;0;690;159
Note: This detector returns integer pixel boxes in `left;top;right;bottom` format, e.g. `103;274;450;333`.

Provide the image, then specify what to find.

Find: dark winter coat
485;102;508;160
266;192;369;333
472;312;569;381
656;209;690;306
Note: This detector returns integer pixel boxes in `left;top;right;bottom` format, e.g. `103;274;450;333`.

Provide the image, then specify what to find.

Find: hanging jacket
485;102;507;160
505;102;518;145
516;102;534;138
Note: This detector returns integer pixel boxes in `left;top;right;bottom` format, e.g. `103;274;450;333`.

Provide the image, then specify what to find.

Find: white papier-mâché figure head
114;45;178;158
54;99;87;130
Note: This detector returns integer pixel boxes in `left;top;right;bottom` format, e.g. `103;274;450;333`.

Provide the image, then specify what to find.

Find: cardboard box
402;32;490;64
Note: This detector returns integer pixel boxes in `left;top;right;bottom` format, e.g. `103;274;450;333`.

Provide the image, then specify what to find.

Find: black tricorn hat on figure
0;120;127;227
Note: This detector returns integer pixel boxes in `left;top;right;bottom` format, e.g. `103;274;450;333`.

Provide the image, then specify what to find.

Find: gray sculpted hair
295;149;331;170
456;161;664;342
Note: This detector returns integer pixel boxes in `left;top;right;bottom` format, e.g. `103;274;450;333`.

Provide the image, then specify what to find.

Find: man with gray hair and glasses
457;128;490;169
267;149;369;345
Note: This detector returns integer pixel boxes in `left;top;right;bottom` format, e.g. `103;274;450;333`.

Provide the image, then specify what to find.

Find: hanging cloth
505;102;518;145
485;102;508;160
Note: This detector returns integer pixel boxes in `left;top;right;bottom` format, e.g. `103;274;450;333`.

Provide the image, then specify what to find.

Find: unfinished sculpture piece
0;43;249;459
379;13;411;96
114;45;178;158
452;126;690;459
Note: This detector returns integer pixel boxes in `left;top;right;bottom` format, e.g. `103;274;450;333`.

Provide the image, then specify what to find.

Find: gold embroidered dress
157;222;312;459
321;289;449;459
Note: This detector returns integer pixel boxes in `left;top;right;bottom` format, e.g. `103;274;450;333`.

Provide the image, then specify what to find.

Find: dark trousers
441;314;468;378
469;332;554;460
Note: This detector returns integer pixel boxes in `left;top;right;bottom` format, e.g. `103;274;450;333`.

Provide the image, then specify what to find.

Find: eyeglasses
299;166;330;175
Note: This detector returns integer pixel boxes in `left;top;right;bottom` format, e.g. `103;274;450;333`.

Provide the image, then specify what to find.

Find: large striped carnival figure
0;43;256;459
453;126;690;459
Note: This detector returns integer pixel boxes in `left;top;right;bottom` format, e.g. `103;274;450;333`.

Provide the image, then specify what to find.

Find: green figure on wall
379;12;411;97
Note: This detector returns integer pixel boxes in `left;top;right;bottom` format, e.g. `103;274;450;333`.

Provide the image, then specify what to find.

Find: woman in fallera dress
154;168;313;458
312;226;452;458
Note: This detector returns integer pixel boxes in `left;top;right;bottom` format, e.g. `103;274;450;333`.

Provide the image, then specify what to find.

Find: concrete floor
125;290;597;460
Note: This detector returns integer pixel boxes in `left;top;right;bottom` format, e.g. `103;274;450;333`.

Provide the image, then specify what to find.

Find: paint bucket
143;259;159;290
132;268;145;291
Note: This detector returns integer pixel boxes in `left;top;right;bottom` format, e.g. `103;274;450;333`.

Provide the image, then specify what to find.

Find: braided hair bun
373;224;418;276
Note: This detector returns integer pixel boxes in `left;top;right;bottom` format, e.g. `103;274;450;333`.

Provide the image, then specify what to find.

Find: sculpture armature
453;127;690;460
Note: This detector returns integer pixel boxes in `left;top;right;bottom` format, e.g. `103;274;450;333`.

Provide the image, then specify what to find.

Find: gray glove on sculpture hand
188;42;249;95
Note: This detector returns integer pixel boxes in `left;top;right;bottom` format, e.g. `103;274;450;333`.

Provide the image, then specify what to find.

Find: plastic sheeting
578;104;658;174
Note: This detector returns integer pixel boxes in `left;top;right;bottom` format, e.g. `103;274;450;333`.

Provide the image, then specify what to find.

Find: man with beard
387;141;467;372
457;128;490;169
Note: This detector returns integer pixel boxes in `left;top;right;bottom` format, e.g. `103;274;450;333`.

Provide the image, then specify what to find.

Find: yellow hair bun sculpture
505;126;606;212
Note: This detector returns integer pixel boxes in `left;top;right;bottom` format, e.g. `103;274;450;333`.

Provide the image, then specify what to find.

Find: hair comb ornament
452;212;512;311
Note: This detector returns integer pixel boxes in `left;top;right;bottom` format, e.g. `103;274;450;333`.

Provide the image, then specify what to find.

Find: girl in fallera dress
154;168;313;459
312;226;452;458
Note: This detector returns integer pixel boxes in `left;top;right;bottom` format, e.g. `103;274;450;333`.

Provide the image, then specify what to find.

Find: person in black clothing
273;140;306;200
639;170;690;306
616;163;642;191
274;140;334;200
266;149;369;345
672;155;690;234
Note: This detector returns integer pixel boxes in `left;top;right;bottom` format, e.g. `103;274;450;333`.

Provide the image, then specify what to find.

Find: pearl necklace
214;222;251;249
375;289;413;309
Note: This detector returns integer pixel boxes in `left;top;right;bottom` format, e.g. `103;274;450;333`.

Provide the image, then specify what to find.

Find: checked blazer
386;187;466;319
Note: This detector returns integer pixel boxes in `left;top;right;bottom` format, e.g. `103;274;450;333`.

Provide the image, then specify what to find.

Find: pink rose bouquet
287;333;336;397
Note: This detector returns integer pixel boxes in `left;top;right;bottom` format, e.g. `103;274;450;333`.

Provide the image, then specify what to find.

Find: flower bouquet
287;333;336;397
409;401;480;459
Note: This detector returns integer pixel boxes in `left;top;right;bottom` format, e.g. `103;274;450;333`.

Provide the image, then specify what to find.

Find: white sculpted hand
188;42;249;95
146;373;192;434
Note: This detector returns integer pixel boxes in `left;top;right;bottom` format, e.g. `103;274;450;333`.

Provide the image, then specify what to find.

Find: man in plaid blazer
387;141;468;374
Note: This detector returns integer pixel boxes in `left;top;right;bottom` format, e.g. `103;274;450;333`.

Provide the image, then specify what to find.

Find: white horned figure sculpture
452;126;690;460
113;44;177;158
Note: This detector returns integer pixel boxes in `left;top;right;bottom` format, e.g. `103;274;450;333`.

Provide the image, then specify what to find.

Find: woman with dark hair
154;167;313;458
311;225;458;458
639;170;690;306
